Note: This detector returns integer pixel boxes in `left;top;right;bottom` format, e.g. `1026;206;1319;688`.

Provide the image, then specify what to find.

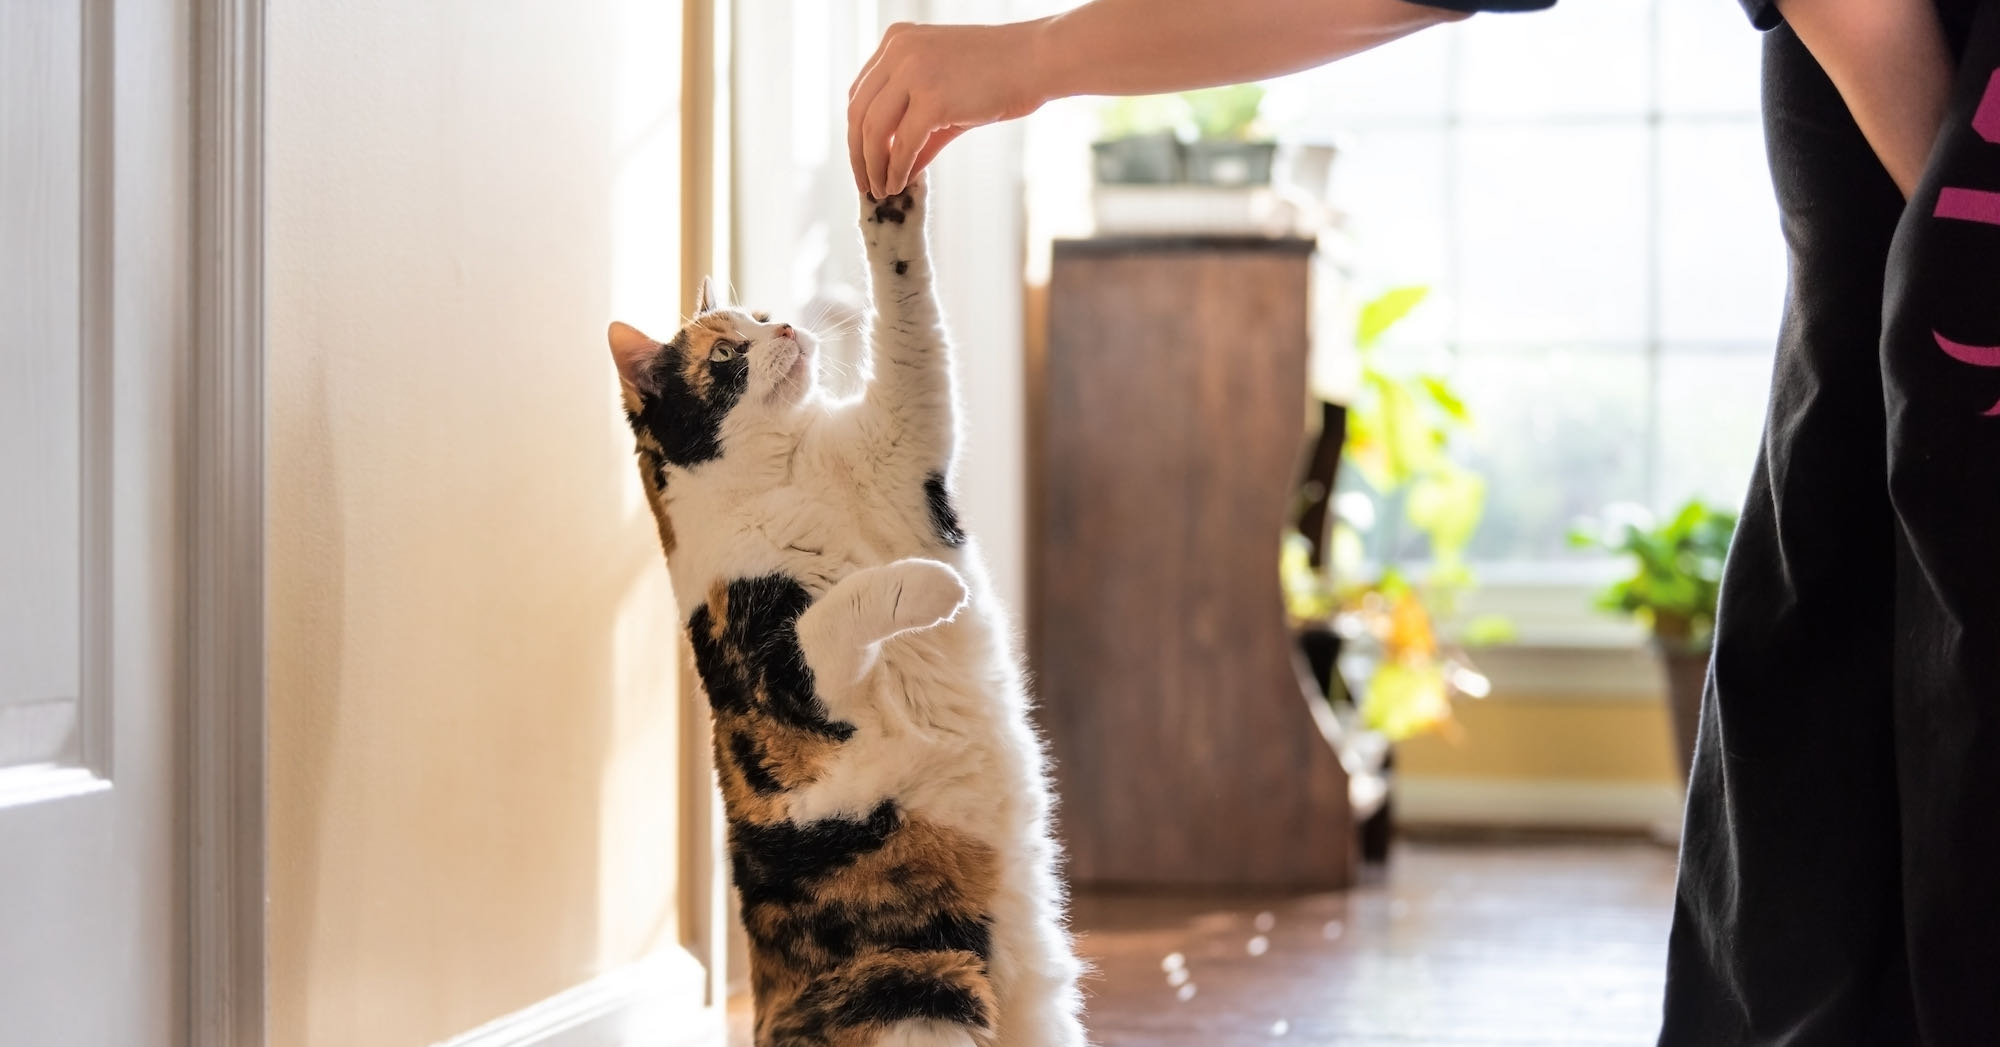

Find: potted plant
1283;287;1505;858
1091;96;1187;184
1569;500;1737;781
1180;84;1277;186
1322;287;1505;740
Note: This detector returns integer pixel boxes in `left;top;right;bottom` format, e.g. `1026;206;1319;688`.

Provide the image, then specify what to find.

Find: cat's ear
608;321;660;388
693;275;726;315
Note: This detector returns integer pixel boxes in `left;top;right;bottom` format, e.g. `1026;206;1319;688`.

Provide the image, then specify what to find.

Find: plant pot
1654;642;1710;782
1184;139;1277;187
1091;132;1184;184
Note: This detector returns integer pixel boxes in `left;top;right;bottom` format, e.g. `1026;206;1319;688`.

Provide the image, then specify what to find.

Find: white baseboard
435;947;722;1047
1396;776;1684;839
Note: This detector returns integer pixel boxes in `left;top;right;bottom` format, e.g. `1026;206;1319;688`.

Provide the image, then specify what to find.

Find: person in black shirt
848;2;2000;1044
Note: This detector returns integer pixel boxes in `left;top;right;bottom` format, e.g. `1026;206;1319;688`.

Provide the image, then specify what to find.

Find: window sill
1445;580;1669;701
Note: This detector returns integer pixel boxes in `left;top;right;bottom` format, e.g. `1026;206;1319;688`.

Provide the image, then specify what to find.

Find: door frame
681;0;734;1014
188;0;268;1043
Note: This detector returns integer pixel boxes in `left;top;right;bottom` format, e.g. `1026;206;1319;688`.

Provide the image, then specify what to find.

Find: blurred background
0;1;1782;1045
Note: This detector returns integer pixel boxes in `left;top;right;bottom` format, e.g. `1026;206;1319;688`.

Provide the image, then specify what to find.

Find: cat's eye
709;342;738;362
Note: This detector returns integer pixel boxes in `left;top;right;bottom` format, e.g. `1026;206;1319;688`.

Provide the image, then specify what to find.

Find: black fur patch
891;910;993;959
731;801;902;908
627;334;750;467
828;965;990;1028
923;473;966;547
744;889;993;970
687;575;852;739
870;192;912;224
728;730;784;794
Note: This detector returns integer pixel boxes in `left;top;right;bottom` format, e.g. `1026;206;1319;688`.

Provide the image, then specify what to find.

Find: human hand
847;19;1051;199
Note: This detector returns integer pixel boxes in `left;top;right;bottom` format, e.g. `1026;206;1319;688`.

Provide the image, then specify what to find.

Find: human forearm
1033;0;1467;100
848;0;1468;197
1777;0;1953;198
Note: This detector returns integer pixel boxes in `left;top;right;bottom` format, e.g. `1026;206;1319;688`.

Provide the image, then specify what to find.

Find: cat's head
608;276;821;473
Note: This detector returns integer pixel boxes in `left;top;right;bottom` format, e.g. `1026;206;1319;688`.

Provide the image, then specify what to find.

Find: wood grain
1032;239;1352;889
1068;837;1676;1046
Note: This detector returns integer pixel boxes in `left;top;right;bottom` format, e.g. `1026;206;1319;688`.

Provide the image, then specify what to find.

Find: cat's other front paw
881;556;968;635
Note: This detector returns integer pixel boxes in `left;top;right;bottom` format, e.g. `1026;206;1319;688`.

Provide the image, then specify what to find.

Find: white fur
657;177;1085;1047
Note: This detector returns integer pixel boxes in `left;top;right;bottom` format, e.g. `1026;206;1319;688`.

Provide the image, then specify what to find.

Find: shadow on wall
266;1;690;1043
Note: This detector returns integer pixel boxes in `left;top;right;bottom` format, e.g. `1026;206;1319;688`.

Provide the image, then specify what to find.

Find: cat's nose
776;324;795;339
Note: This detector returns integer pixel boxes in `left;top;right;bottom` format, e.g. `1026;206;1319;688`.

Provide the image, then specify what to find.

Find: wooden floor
727;837;1678;1047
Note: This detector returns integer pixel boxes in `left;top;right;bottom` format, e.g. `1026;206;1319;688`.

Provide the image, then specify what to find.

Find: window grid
1312;2;1776;569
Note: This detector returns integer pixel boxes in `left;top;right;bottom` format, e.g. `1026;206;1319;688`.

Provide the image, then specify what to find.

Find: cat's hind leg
796;558;968;692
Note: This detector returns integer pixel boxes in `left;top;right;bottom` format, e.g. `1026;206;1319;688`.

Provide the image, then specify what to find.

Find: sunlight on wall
266;1;691;1044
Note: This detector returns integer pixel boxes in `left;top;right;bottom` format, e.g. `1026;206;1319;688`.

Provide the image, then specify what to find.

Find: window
1268;0;1782;582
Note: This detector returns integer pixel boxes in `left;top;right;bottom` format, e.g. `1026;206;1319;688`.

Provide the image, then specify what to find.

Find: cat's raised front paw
861;172;928;257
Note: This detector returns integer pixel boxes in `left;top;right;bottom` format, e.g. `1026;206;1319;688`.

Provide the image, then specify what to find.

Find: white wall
265;2;700;1044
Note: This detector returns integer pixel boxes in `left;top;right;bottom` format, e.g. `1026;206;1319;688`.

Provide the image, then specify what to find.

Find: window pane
1328;129;1452;345
1659;122;1785;343
1655;344;1772;514
1455;345;1651;565
1660;1;1765;116
1268;29;1452;129
1454;0;1653;119
1456;126;1652;344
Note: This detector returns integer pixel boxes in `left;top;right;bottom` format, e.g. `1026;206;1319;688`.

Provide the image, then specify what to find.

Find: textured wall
266;2;691;1042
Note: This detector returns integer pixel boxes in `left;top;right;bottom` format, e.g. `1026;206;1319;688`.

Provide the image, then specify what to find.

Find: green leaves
1098;85;1268;142
1345;286;1483;574
1462;615;1518;646
1097;95;1189;140
1361;661;1450;740
1569;499;1738;650
1182;84;1268;140
1356;286;1430;350
1405;463;1486;566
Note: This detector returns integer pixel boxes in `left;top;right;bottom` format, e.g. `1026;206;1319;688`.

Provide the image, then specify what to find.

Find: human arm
1775;0;1953;199
847;0;1477;198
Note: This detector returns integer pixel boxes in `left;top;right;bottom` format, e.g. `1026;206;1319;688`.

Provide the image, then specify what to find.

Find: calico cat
607;175;1086;1047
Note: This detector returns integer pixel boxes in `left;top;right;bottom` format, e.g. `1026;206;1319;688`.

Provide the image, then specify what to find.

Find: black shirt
1408;0;1768;24
1416;0;1976;36
1408;0;1780;30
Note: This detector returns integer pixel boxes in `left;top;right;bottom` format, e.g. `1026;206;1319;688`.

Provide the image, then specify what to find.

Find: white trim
188;0;267;1043
1396;777;1683;838
1449;578;1650;651
685;0;734;1007
0;765;111;810
434;949;722;1047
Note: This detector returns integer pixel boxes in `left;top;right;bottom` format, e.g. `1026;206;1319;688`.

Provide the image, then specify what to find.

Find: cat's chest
760;478;921;563
680;479;927;596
